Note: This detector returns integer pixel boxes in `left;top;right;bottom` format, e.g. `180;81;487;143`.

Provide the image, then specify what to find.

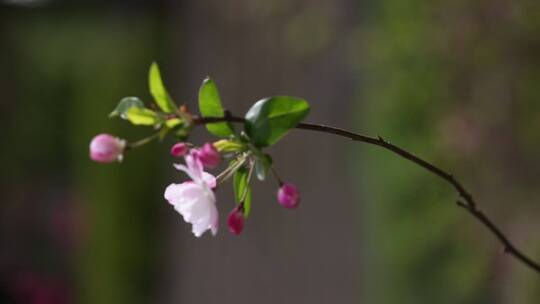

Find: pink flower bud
277;183;300;209
227;207;245;235
196;143;221;168
89;134;126;163
170;142;189;157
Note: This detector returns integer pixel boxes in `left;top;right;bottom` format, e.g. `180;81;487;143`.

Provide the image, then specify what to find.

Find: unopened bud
170;142;189;157
277;183;300;209
227;207;245;235
89;134;126;163
196;143;221;168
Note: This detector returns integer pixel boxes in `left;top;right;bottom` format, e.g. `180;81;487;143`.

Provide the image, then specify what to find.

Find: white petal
210;203;219;236
164;177;218;237
173;163;199;183
192;220;207;237
164;182;201;203
185;152;203;180
202;172;217;188
181;196;209;222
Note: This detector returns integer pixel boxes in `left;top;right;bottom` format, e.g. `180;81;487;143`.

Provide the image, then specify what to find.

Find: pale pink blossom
164;152;218;237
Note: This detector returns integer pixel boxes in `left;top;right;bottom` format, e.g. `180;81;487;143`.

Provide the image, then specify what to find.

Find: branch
193;114;540;274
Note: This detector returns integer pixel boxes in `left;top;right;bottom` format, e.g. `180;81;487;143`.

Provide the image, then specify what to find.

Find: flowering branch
194;114;540;274
90;62;540;278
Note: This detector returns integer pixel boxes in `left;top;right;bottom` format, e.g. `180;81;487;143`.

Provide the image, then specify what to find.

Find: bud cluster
89;63;306;238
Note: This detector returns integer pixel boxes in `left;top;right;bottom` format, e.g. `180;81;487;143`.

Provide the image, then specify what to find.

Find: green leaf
213;139;244;153
158;126;171;141
198;77;235;137
125;107;161;126
233;166;252;218
244;96;310;147
165;118;183;128
254;154;272;181
149;62;177;113
109;97;145;119
174;127;190;141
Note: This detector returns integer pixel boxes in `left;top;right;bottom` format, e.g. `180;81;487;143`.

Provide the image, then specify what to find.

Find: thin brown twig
193;114;540;274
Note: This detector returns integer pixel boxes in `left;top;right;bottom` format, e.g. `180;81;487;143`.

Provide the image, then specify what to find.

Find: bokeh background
1;0;540;303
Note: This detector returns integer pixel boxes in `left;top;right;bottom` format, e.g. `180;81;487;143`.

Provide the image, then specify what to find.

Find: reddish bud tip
197;143;221;168
170;142;189;157
227;207;245;235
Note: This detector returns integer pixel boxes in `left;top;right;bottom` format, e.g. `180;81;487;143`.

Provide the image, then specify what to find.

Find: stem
193;114;540;275
270;166;284;187
216;153;249;185
126;132;160;150
240;161;255;203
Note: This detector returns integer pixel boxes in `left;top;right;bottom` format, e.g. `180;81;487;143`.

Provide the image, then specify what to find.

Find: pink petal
185;151;203;179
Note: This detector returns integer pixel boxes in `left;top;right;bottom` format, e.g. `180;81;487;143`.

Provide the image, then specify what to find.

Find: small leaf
213;139;244;153
158;126;170;141
174;127;190;141
165;118;183;128
198;77;235;137
233;166;252;218
109;97;145;119
254;154;272;181
244;96;310;147
149;62;177;113
125;107;161;126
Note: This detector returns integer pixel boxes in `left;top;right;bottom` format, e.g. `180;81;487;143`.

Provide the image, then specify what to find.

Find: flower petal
210;204;219;236
164;182;201;203
173;163;199;183
165;155;219;238
202;172;217;188
185;152;203;180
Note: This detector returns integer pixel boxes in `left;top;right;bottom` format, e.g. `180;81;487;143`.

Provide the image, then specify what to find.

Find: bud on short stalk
196;143;221;168
170;142;189;157
227;206;245;235
277;183;300;209
89;134;126;163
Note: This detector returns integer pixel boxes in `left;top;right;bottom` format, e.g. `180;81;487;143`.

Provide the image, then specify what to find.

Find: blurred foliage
1;8;165;304
357;0;540;303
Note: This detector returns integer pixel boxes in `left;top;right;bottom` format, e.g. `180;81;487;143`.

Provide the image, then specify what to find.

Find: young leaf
125;107;161;126
198;77;235;137
244;96;310;147
233;166;252;218
213;139;244;153
158;125;171;141
149;62;177;113
109;97;145;119
165;118;183;128
254;154;272;181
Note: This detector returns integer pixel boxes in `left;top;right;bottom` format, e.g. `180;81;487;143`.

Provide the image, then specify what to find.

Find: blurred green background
1;0;539;303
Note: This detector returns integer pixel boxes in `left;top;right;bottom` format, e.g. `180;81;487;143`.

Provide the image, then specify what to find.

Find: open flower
164;152;218;237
